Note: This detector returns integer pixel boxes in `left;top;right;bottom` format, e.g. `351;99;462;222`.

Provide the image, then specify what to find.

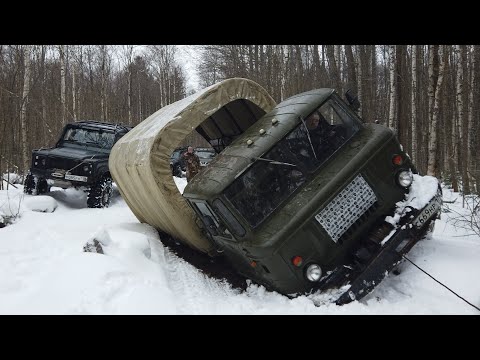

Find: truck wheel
24;174;36;194
87;177;113;208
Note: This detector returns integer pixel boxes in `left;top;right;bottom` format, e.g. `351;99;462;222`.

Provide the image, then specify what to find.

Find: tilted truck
109;78;442;304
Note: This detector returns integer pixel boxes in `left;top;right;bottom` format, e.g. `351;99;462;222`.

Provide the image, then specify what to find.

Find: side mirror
345;89;360;112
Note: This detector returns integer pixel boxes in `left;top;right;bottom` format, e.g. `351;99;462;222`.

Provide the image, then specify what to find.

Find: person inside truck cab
305;110;346;153
305;111;327;131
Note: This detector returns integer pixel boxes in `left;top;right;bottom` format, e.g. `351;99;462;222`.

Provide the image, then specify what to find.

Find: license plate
65;174;88;182
412;191;442;228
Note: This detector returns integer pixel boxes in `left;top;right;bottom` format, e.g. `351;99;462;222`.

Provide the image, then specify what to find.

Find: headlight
83;165;90;172
305;264;322;282
397;170;413;187
34;157;46;167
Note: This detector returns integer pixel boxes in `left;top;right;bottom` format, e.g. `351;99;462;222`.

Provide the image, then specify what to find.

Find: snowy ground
1;176;479;314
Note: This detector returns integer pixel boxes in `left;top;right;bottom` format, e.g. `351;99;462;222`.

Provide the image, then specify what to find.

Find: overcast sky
175;45;202;93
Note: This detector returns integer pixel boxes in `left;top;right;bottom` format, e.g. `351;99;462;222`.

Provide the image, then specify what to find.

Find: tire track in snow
153;239;240;314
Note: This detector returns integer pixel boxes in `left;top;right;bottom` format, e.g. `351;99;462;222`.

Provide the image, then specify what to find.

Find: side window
212;199;245;237
192;201;232;239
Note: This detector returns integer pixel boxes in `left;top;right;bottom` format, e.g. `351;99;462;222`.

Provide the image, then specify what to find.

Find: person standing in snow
183;146;201;183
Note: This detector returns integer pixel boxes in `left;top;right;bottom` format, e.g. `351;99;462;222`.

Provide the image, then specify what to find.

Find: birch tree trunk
335;45;342;93
427;45;437;125
458;45;470;194
427;46;445;176
455;45;468;193
59;45;66;126
468;46;477;192
40;45;49;144
411;45;418;164
370;45;377;121
344;45;357;95
356;45;363;118
20;45;32;174
444;71;459;192
388;45;396;130
72;62;77;121
326;45;341;92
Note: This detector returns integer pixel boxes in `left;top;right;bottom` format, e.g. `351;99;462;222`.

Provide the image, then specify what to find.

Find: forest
1;45;478;194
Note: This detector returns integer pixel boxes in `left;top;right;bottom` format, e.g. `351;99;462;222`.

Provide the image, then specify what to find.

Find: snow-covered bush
2;173;23;185
445;194;480;238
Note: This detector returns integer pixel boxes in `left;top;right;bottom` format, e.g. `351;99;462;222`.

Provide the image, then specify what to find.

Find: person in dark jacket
183;146;201;182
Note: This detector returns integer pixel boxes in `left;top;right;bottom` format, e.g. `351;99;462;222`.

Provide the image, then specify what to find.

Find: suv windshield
223;96;361;228
196;150;215;158
63;128;116;149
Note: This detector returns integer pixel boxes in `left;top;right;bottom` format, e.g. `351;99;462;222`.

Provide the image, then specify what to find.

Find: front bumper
324;186;443;305
29;168;93;188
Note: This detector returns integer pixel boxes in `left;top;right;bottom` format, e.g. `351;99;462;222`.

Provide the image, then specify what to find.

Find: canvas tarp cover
109;78;276;254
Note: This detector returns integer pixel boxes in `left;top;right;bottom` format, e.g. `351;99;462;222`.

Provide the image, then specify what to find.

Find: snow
383;174;440;244
24;196;57;213
1;178;479;314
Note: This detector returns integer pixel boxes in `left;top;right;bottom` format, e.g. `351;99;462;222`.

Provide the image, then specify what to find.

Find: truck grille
48;157;84;175
315;174;377;243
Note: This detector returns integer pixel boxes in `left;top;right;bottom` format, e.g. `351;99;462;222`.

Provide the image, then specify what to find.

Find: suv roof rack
71;120;132;132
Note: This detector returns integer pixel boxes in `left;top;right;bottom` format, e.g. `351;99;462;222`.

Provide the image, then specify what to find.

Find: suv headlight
397;170;413;187
34;156;47;167
83;165;90;172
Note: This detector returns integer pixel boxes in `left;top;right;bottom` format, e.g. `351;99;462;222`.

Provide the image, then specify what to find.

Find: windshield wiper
299;115;319;161
251;157;297;167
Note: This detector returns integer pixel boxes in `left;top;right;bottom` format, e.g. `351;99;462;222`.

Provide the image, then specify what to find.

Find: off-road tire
36;178;49;194
24;174;36;194
87;177;113;208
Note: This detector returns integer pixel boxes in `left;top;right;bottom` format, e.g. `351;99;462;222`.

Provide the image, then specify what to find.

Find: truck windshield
223;96;360;228
63;128;116;149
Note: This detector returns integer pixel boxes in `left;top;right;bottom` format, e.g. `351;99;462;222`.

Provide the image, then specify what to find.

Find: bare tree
20;45;32;174
59;45;67;126
427;45;446;177
411;45;418;164
388;45;396;130
356;45;363;117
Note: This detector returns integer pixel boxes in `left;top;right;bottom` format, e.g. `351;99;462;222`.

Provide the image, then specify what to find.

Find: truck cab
182;89;441;303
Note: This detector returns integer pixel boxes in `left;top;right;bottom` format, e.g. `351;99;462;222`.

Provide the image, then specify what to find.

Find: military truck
24;120;132;208
109;78;442;304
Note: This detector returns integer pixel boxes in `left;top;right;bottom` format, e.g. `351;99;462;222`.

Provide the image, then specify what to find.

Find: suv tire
87;176;113;208
24;174;36;194
24;175;49;195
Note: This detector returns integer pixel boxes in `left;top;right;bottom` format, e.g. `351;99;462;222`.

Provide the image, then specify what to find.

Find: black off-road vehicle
170;147;187;177
24;120;132;208
195;147;216;168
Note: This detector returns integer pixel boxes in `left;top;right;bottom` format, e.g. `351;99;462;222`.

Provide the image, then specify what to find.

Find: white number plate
412;192;442;228
65;174;88;182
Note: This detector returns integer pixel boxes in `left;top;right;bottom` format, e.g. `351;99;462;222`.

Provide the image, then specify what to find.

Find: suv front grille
315;174;377;243
48;157;84;175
